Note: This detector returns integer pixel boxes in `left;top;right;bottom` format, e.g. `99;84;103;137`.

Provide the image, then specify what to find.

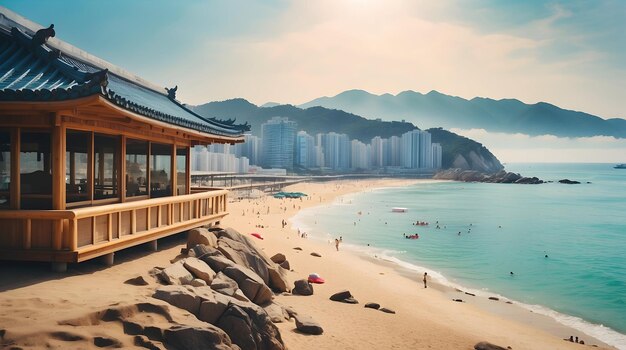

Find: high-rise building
295;131;316;168
370;136;384;168
431;143;442;169
401;130;421;168
419;131;433;168
317;132;351;170
388;136;401;166
350;140;369;170
235;134;260;166
261;117;297;170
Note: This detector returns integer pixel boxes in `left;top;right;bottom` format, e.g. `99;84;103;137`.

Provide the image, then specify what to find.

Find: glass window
126;139;148;197
150;143;171;198
0;131;10;208
66;130;90;203
176;147;187;195
94;134;120;200
20;131;52;209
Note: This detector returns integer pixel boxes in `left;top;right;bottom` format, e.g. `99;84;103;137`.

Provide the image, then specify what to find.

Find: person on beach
423;272;428;288
335;238;340;251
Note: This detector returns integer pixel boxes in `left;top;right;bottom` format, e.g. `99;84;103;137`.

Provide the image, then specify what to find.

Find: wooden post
171;143;177;196
52;119;66;250
107;213;113;241
185;146;191;195
91;216;96;244
120;135;126;202
157;205;162;227
131;209;136;234
10;128;20;209
146;205;151;230
88;132;94;203
69;218;77;251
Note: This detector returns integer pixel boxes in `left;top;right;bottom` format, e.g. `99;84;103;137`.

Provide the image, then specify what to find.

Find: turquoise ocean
291;163;626;349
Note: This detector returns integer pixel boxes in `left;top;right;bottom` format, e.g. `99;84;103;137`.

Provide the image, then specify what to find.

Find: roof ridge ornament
32;24;55;46
84;69;109;88
166;85;177;100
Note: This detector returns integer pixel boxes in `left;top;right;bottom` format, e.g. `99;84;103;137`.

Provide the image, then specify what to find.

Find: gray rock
293;279;314;296
223;265;273;305
192;244;224;260
152;285;201;315
474;341;509;350
213;228;290;293
270;253;286;264
233;289;252;303
329;290;352;301
263;302;289;323
203;252;237;273
380;307;396;314
124;276;149;286
158;262;194;285
187;227;219;249
488;297;499;301
279;260;290;270
364;303;380;309
190;279;208;287
211;272;239;297
183;257;216;284
293;247;302;251
267;266;290;293
217;303;286;350
293;314;323;335
198;290;231;325
163;325;236;350
310;252;321;257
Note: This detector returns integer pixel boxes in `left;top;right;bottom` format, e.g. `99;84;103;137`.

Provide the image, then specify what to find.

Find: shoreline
0;177;619;349
227;178;617;349
288;179;625;349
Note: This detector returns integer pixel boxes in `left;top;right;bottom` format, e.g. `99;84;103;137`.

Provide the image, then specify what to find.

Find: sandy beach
0;178;614;349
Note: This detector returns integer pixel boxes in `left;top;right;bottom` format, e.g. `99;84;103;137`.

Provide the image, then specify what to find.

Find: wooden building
0;9;248;271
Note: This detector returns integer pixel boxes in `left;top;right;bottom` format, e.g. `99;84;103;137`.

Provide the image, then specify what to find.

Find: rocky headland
434;169;544;184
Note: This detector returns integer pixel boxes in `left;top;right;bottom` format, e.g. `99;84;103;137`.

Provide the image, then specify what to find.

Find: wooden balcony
0;189;228;264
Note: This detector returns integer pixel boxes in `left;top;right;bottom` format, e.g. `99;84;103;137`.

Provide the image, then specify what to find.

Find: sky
2;0;626;162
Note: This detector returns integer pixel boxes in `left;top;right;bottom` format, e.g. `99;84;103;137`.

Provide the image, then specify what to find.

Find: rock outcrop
434;169;544;184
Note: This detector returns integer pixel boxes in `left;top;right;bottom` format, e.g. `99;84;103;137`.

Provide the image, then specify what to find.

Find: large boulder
214;228;290;293
293;314;323;335
187;227;219;249
183;257;216;284
262;302;289;323
198;290;231;325
163;325;236;350
152;285;202;315
200;248;238;273
293;279;313;296
158;262;194;285
223;265;273;305
211;272;239;297
217;302;286;350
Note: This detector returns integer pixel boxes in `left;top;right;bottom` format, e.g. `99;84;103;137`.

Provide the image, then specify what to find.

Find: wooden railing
0;189;228;262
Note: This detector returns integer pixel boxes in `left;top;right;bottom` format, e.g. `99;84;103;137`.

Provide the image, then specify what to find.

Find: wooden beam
171;143;177;196
69;218;78;251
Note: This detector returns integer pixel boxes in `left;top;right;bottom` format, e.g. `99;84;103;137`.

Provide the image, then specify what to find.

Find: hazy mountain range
299;89;626;138
191;98;503;172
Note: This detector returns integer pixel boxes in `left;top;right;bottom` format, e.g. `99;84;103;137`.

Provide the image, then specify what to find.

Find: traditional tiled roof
0;23;249;137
